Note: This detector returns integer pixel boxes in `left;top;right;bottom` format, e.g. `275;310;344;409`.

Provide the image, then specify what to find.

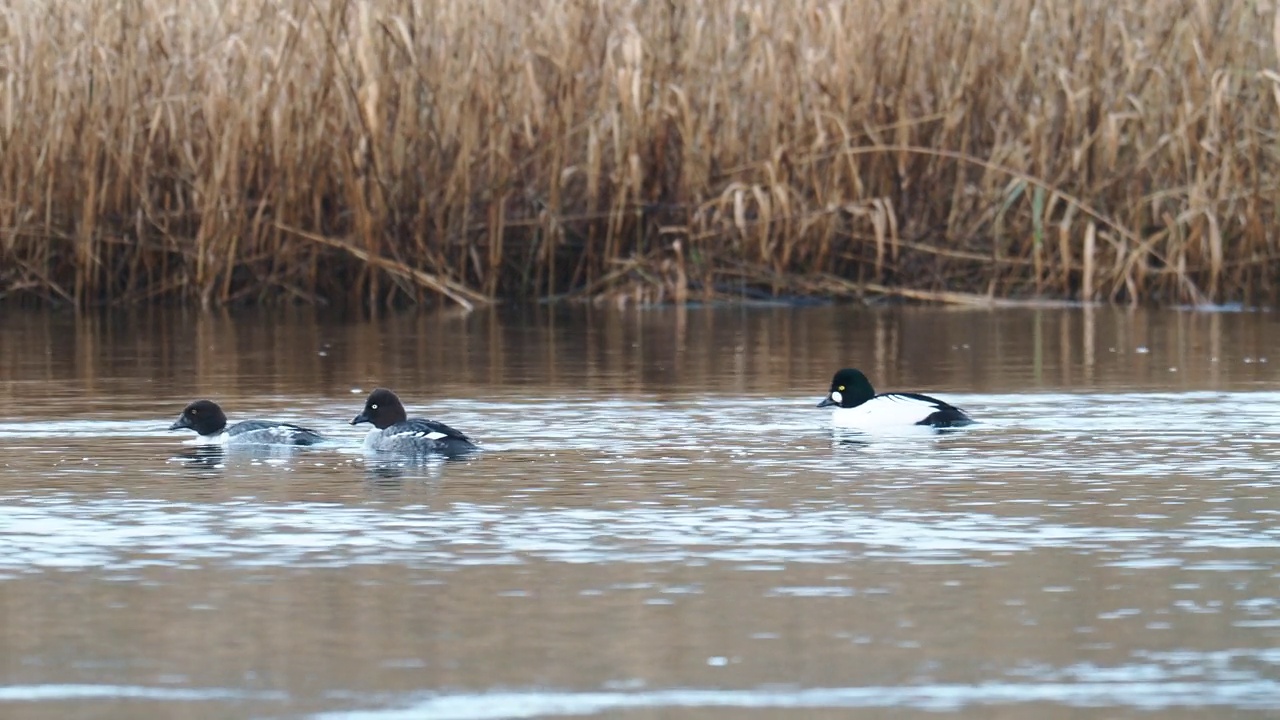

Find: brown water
1;305;1278;719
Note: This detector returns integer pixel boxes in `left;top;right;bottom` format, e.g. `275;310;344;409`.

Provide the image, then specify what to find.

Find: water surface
1;306;1278;719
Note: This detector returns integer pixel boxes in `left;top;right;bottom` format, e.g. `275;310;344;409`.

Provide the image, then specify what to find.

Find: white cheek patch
830;391;843;404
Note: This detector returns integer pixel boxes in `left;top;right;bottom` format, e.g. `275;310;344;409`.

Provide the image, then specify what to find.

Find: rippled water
1;306;1278;719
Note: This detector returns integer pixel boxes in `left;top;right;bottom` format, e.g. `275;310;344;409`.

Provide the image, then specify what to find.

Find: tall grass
1;0;1278;308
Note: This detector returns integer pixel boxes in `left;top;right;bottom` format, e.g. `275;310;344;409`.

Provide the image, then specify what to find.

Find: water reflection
1;306;1277;410
170;445;227;470
0;306;1278;718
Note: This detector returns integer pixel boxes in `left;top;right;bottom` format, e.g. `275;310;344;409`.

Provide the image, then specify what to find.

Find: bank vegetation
1;0;1278;308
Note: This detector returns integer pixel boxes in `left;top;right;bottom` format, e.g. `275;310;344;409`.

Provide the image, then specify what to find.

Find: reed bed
1;0;1278;308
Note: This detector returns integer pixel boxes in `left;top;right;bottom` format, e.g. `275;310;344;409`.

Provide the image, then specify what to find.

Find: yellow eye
192;409;199;414
837;385;845;391
371;404;378;410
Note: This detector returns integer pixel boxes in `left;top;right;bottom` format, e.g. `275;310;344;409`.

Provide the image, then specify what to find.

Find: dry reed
1;0;1278;308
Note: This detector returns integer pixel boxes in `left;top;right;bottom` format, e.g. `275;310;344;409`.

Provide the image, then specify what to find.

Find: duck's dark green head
817;368;876;409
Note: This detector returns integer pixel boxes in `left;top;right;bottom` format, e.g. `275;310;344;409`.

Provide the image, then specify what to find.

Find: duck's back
834;393;973;429
227;420;324;446
367;418;478;457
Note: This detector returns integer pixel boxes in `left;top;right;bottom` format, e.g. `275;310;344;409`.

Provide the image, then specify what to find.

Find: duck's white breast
188;431;230;446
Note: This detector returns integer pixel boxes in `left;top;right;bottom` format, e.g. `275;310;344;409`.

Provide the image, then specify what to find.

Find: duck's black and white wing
390;418;472;443
892;393;974;428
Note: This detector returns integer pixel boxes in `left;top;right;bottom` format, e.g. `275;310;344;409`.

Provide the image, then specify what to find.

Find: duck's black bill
168;416;192;431
351;412;370;426
817;397;836;408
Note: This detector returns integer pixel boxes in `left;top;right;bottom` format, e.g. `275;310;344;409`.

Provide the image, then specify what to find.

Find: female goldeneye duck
817;368;974;429
168;399;324;446
350;388;479;458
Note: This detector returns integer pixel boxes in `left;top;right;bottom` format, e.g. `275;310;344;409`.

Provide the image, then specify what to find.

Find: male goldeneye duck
817;368;974;429
168;399;324;446
350;388;479;458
